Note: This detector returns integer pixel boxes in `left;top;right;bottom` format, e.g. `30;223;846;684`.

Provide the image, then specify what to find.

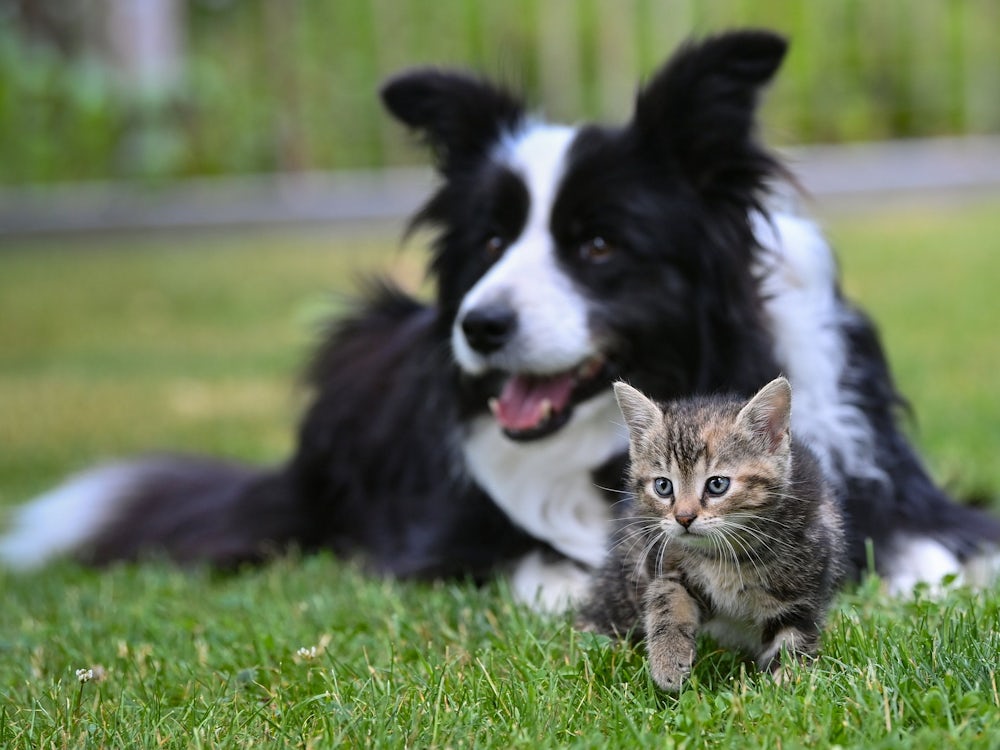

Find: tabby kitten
578;377;846;691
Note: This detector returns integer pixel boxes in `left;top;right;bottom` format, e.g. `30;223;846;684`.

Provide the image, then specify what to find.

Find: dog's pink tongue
494;373;575;432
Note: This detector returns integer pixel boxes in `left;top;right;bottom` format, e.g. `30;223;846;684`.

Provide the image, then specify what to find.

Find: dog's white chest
462;391;628;569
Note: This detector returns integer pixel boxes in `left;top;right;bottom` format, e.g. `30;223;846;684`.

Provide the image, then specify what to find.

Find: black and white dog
3;30;998;608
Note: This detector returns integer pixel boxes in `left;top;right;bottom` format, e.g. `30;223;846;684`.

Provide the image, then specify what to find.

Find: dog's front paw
647;638;695;692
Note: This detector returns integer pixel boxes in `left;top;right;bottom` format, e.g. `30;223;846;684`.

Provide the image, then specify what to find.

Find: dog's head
382;30;787;440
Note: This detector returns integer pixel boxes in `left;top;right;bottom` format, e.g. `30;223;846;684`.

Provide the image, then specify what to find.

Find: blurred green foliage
1;0;998;184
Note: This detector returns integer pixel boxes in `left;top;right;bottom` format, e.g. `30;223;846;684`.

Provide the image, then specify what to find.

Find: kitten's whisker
723;519;798;554
721;523;785;552
722;529;788;576
635;532;664;576
704;532;721;578
655;532;672;579
726;511;799;531
612;523;660;559
716;532;747;589
593;483;632;496
613;515;662;533
726;520;803;579
608;497;632;512
707;532;737;587
610;517;662;553
593;485;635;512
721;529;760;583
766;491;814;505
718;519;767;585
723;515;799;547
631;531;668;600
615;515;663;529
730;533;768;582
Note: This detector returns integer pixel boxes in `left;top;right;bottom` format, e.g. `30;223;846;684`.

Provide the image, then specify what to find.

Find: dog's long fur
3;30;998;605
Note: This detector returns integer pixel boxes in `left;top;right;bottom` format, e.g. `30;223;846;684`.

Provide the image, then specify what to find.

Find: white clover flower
296;646;319;660
74;665;105;683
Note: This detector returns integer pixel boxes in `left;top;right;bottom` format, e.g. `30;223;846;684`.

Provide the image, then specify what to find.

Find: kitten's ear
737;376;791;453
613;382;663;442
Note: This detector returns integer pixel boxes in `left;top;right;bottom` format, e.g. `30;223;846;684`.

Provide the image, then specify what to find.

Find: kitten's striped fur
578;377;846;691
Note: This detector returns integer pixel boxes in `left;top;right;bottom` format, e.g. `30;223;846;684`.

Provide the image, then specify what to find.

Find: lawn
1;198;999;748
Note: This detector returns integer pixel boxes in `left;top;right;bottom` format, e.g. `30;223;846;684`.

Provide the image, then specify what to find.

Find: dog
3;30;998;609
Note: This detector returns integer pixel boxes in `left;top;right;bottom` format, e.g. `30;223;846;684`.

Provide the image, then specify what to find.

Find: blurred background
1;0;999;230
0;0;998;507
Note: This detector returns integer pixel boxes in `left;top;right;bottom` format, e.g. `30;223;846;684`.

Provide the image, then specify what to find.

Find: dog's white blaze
464;391;628;576
500;123;576;230
0;463;141;569
452;124;596;375
754;211;885;485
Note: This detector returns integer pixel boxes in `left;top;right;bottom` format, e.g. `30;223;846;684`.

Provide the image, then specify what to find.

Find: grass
1;559;997;748
1;199;1000;748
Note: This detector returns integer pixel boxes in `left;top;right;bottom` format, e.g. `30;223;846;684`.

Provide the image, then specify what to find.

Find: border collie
3;30;998;608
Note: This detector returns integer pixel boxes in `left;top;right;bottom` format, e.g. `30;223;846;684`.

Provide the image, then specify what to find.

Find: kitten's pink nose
675;513;697;529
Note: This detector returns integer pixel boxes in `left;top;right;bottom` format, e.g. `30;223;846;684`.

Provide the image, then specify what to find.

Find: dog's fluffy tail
0;457;304;570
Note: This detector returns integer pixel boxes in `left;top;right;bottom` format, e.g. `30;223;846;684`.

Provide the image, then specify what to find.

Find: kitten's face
633;420;786;546
614;378;792;553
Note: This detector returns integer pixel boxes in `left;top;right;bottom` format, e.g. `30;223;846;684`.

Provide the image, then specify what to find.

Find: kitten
578;377;846;691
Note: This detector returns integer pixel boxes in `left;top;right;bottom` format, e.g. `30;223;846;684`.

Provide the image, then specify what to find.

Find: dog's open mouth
487;355;610;440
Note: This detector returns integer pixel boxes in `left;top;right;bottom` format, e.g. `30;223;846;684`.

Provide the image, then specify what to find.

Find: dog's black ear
381;70;525;175
632;29;787;199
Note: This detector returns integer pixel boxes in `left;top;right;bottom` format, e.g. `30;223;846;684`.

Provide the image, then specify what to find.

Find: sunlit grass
1;556;998;748
0;227;426;503
827;196;1000;498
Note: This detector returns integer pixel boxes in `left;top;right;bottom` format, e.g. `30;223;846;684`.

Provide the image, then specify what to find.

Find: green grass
1;559;997;748
0;228;427;504
825;198;1000;499
2;200;1000;748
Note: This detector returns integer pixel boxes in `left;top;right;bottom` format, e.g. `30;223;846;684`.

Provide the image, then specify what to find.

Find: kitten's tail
0;457;304;570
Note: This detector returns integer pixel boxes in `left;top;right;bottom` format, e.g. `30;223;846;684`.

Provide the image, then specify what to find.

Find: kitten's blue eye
652;477;673;498
705;476;730;496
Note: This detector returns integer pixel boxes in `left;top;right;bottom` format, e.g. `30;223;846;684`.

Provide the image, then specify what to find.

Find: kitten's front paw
647;639;695;692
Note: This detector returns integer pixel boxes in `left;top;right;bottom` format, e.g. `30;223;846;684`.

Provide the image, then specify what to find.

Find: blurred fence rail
3;136;1000;236
2;0;999;185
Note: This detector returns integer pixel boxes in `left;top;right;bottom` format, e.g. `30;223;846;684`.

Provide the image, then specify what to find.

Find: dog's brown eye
579;237;616;264
485;236;505;258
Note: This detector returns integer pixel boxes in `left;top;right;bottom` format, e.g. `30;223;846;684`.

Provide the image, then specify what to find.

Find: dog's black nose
460;305;517;354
